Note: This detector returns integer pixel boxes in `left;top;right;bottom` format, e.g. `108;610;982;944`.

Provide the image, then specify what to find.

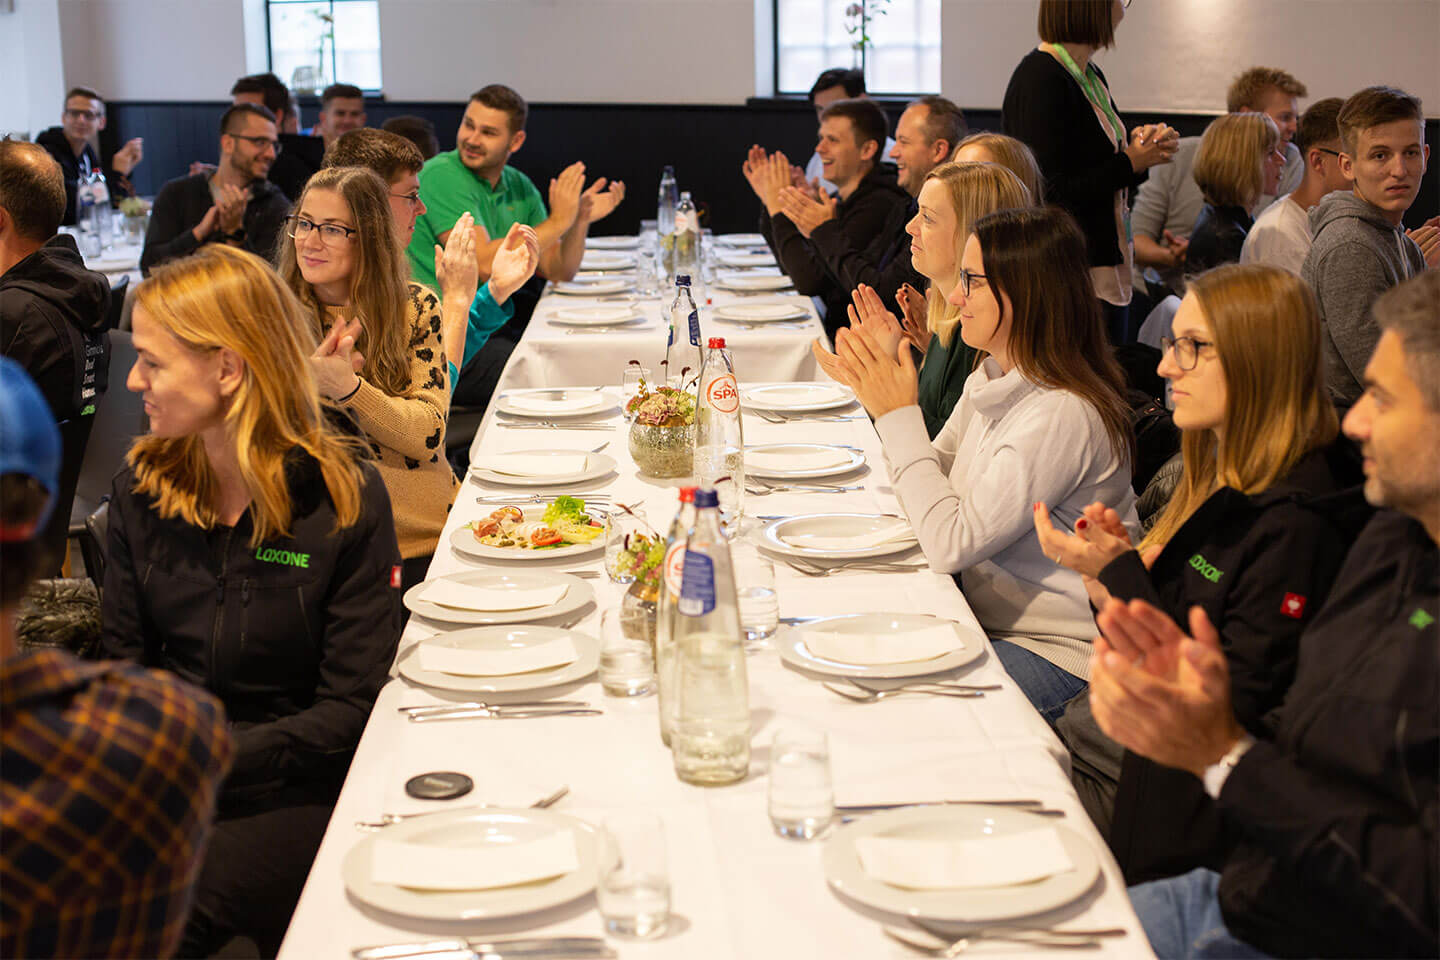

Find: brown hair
128;246;364;547
1373;270;1440;412
470;84;528;134
972;206;1134;468
912;96;967;156
323;127;424;182
1037;0;1116;48
231;73;290;123
381;115;440;160
1226;67;1307;113
1193;113;1279;209
0;476;53;609
1295;97;1344;154
955;132;1045;203
0;140;66;241
64;86;104;114
1142;264;1337;548
1337;85;1424;157
321;83;365;106
820;98;890;159
276;166;416;397
220;102;275;135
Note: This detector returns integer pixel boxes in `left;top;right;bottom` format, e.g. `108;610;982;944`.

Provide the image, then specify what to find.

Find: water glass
732;541;777;647
604;505;650;583
597;812;670;939
768;727;835;840
621;364;651;422
599;608;655;697
633;247;660;298
693;444;743;539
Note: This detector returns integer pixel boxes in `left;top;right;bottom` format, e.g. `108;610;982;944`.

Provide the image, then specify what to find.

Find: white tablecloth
278;396;1153;959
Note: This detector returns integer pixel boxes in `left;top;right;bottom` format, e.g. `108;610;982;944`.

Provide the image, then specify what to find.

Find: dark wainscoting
104;100;1438;233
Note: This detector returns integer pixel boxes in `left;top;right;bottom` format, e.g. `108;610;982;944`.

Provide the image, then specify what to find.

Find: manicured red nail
1033;502;1042;511
1077;518;1089;530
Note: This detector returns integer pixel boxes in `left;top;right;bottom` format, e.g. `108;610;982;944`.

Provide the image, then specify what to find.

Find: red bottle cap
707;337;726;349
678;486;697;502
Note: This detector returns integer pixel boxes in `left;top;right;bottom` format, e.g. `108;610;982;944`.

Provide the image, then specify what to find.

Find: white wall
23;0;1440;116
0;0;66;137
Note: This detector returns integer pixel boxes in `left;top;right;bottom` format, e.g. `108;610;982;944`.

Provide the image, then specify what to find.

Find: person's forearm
1133;233;1176;269
441;299;469;372
538;218;587;282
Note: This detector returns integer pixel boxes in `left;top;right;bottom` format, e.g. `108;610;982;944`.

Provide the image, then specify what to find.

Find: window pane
268;0;381;93
269;1;332;93
332;1;381;90
776;0;940;94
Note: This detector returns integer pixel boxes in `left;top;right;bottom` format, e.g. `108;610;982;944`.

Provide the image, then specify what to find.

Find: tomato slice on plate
530;526;563;547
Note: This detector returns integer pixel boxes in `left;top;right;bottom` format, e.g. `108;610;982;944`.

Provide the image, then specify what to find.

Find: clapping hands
311;316;365;400
579;177;625;224
489;223;540;305
777;184;836;238
435;212;481;308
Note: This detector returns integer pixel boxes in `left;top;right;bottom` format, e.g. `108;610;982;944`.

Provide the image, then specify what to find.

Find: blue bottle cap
676;275;691;286
694;488;719;508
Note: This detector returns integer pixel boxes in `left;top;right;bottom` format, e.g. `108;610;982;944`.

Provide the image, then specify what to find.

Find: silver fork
849;677;1001;693
755;410;864;424
822;680;984;702
745;482;863;496
782;557;925;577
883;923;1116;954
353;785;571;830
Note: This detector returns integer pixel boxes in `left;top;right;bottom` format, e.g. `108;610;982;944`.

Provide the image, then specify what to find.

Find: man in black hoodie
34;86;143;226
0;141;112;576
1090;270;1440;958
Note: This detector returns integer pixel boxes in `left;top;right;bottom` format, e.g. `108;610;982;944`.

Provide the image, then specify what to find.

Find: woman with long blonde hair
101;245;403;957
1184;112;1285;276
276;164;456;587
1033;263;1364;875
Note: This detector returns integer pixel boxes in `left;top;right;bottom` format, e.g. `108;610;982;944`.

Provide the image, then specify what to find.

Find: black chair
105;275;129;332
66;500;110;593
445;405;488;477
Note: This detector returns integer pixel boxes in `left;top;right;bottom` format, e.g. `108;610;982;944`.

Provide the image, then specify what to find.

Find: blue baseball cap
0;356;61;541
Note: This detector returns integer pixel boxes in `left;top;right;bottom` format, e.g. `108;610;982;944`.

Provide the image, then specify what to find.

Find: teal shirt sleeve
461;283;515;372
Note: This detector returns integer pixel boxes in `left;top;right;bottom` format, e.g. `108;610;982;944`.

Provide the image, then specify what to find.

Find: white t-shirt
1240;193;1313;276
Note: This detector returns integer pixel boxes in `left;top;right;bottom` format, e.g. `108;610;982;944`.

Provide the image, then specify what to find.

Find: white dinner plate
551;278;634;296
823;806;1101;923
777;614;981;679
717;251;777;268
548;306;645;327
449;519;604;563
585;235;639;250
470;450;617;487
342;808;600;921
712;301;810;324
760;513;917;560
396;625;600;693
495;388;612;419
741;382;856;412
715;273;794;292
578;251;636;270
744;442;864;479
716;232;767;247
404;570;594;625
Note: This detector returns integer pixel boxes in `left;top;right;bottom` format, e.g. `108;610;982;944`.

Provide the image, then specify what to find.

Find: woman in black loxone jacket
100;246;401;958
1033;263;1368;877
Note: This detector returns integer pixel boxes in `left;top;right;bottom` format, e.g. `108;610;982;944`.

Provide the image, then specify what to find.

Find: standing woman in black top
1002;0;1179;344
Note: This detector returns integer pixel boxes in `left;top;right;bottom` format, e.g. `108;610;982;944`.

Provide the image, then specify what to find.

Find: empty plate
745;443;864;479
495;388;612;418
470;449;617;487
716;232;767;247
713;301;809;324
760;513;917;560
396;625;599;693
777;614;981;679
549;305;645;327
585;235;639;250
741;382;856;412
404;570;593;625
578;251;636;270
717;251;777;268
715;273;793;292
551;278;633;296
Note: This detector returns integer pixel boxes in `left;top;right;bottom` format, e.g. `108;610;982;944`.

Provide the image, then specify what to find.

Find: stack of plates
495;388;612;418
713;301;809;324
470;449;617;486
397;624;600;693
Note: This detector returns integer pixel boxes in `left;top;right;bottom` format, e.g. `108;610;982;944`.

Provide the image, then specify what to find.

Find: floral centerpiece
627;369;697;478
118;196;150;242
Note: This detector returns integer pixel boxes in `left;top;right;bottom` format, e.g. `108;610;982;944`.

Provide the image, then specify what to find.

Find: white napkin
802;625;959;665
720;274;790;290
486;454;588;477
782;521;915;551
370;829;580;891
554;306;637;324
421;580;568;611
720;304;805;322
417;638;579;676
719;253;777;267
748;448;851;472
504;393;600;414
855;827;1075;889
748;384;847;406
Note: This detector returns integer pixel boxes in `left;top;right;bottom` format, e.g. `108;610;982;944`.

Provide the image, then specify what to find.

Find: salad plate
451;499;605;561
396;625;600;693
495;388;613;419
585;235;639;250
470;450;617;487
741;382;856;412
745;443;864;479
404;570;594;625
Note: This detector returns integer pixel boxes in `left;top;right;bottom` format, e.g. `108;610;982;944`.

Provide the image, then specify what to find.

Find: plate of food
403;570;594;625
451;498;606;561
396;624;600;693
470;451;617;486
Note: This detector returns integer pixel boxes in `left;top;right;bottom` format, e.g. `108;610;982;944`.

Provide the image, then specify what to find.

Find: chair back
69;329;145;524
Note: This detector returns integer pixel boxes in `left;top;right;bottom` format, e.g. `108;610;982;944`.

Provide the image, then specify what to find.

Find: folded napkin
802;624;959;665
486;454;588;477
421;580;568;611
748;448;851;472
417;638;580;676
504;393;601;414
747;384;847;406
554;306;637;324
782;521;915;551
855;827;1075;890
371;829;580;891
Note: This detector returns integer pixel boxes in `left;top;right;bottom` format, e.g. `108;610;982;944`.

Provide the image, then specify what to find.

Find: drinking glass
597;812;670;939
768;727;835;840
603;505;650;583
693;444;743;539
732;541;777;648
633;247;660;298
599;608;655;697
621;364;651;422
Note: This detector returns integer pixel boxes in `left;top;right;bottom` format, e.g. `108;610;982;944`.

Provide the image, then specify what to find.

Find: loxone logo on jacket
1188;553;1224;583
255;547;311;569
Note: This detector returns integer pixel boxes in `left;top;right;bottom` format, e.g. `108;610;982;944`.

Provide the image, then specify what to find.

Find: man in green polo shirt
406;83;624;290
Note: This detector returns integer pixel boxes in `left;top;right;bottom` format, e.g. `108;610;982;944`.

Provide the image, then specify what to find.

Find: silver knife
398;700;590;715
408;707;603;722
353;936;614;960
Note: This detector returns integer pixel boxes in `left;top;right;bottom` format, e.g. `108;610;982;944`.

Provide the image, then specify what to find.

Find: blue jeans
1129;868;1272;959
991;639;1088;724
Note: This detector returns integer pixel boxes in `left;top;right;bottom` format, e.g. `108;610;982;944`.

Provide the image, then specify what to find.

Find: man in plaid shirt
0;356;233;958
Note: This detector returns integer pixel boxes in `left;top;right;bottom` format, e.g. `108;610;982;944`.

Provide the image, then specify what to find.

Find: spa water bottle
671;191;701;292
671;488;750;785
694;338;744;537
657;165;678;236
76;173;102;259
663;276;702;387
656;486;698;746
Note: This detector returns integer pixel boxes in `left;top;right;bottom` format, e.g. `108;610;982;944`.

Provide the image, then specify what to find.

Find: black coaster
404;771;474;800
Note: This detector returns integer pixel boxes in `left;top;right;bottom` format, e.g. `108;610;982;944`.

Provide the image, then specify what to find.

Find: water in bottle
76;173;101;259
655;486;697;746
657;166;678;237
694;337;744;537
672;488;750;786
663;276;703;389
671;191;701;295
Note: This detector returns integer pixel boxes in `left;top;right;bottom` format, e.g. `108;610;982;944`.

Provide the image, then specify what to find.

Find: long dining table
276;239;1153;960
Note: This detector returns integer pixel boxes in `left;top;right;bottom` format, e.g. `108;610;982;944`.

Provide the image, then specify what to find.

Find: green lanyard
1047;44;1125;150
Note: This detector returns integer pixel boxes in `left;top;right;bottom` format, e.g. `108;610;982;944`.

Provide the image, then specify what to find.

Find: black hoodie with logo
0;233;112;573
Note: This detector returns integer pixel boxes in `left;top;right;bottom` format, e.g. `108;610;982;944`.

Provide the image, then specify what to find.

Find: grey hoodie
1301;191;1425;405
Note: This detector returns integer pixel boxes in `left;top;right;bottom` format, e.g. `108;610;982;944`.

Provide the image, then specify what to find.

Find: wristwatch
1202;734;1256;799
224;227;247;244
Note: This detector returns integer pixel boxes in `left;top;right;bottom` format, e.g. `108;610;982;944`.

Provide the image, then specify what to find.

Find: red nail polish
1077;518;1089;530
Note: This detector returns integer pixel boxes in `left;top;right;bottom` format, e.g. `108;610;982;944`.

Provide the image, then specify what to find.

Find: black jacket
100;451;402;808
35;127;131;226
1186;203;1252;276
268;133;326;202
807;194;926;320
0;234;112;575
1002;49;1146;268
140;173;291;276
760;164;911;336
1103;443;1368;883
1217;509;1438;957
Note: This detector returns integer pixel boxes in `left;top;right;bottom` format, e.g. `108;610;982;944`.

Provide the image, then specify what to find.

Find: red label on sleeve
391;565;403;589
1281;593;1306;619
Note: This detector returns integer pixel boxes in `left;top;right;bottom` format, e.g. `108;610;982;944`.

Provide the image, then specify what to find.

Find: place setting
713;270;795;293
403;569;595;626
493;388;617;427
469;450;618;488
584;235;640;251
550;277;635;297
714;232;767;248
577;249;637;272
715;249;778;269
746;442;866;481
395;623;602;699
740;381;859;418
545;304;652;333
710;299;811;330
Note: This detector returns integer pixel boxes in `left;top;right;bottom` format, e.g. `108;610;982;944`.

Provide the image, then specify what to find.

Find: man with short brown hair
34;86;143;225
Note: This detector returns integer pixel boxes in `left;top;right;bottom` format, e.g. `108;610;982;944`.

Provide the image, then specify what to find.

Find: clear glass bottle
657;165;678;237
671;191;701;293
663;275;703;388
656;486;697;746
694;337;744;537
671;488;750;786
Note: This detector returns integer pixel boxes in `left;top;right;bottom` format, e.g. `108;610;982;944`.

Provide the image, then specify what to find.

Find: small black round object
404;771;474;800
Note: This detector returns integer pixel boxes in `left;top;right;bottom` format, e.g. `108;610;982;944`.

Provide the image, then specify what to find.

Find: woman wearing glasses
819;206;1136;721
1033;263;1364;879
277;165;455;589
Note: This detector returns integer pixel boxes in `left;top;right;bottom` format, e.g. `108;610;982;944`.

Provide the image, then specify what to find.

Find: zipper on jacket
240;578;251;653
209;526;237;694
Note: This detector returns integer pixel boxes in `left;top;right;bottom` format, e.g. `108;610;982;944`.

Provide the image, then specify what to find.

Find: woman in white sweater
820;206;1136;721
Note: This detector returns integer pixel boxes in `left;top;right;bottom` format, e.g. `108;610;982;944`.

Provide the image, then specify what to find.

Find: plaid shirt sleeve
2;649;234;959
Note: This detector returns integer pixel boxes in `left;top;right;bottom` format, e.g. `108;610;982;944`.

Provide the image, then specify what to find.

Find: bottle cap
404;771;474;800
676;275;691;286
694;488;720;508
707;337;726;349
678;486;697;503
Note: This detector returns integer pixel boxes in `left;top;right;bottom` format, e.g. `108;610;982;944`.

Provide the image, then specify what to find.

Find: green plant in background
845;0;892;65
314;9;335;86
118;196;149;217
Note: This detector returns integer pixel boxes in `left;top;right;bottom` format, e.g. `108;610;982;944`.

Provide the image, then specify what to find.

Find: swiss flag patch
390;565;403;589
1281;593;1306;619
